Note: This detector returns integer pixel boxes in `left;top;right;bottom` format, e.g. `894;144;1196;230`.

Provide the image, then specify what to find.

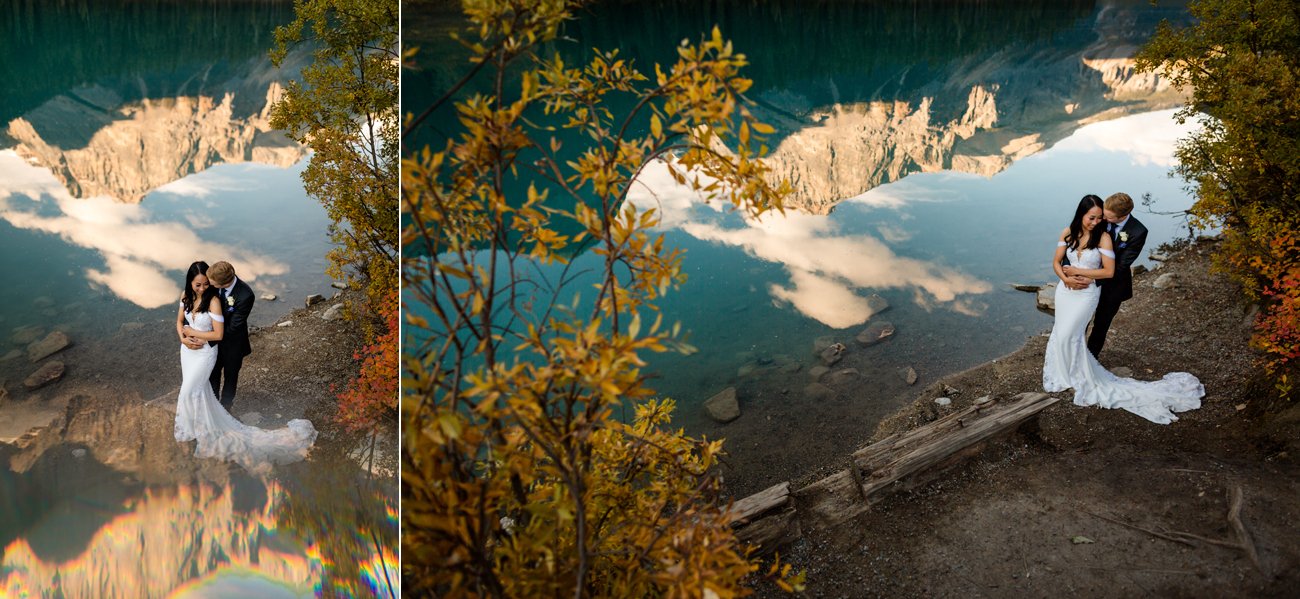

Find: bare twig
1080;510;1196;547
1228;485;1264;574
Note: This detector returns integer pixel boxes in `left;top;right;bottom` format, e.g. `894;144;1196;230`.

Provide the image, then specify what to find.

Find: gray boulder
819;343;846;366
826;368;860;386
1153;273;1178;289
323;303;346;321
24;361;65;390
803;383;835;401
855;322;895;346
865;294;890;315
1037;284;1056;313
703;387;741;423
27;331;70;362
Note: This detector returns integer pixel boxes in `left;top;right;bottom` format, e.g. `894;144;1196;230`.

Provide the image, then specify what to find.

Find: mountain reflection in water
0;396;397;598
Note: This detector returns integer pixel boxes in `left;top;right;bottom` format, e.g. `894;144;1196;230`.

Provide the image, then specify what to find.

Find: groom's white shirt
1110;214;1131;235
220;277;239;295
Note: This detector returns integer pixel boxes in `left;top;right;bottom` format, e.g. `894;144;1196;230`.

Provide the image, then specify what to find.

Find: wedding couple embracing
1043;193;1204;424
174;260;316;473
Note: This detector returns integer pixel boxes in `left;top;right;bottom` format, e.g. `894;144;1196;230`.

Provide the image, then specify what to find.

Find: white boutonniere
1119;231;1129;242
226;295;236;307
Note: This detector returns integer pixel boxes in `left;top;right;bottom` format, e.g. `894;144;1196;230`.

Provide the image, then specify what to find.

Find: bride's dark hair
1065;194;1106;251
182;261;218;314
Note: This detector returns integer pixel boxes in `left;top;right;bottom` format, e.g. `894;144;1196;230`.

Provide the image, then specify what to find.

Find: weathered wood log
729;481;799;553
795;392;1058;529
730;481;790;524
735;507;799;553
854;392;1058;503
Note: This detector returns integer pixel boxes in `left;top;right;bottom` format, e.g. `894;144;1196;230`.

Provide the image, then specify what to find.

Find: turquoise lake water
0;2;396;596
406;0;1199;494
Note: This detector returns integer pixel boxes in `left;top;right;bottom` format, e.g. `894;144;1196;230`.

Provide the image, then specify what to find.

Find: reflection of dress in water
1043;246;1204;424
175;305;316;472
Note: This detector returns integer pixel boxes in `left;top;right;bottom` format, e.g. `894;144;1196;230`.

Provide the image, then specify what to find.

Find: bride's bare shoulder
1058;227;1071;240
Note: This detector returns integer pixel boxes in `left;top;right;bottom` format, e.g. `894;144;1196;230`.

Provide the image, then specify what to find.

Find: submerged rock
866;294;890;315
704;387;741;423
1011;283;1042;293
819;343;846;366
856;322;896;346
809;365;830;381
826;368;861;386
24;361;66;390
2;349;23;362
803;383;835;401
901;366;918;385
27;331;71;362
813;335;837;355
11;325;46;346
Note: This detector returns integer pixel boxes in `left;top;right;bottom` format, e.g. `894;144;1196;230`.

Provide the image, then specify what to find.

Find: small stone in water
262;294;278;301
72;448;87;458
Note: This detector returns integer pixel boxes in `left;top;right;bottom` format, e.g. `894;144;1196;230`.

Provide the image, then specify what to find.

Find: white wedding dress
1042;245;1204;424
175;306;317;473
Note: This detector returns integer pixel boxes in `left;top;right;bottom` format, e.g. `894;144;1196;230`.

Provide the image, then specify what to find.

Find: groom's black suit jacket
1098;215;1148;304
211;279;255;356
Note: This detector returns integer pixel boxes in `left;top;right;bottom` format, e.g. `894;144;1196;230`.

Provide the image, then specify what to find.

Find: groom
1086;192;1147;358
205;261;255;410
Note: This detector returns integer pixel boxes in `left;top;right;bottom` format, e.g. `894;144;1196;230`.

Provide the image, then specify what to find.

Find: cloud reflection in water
628;160;992;328
0;150;288;309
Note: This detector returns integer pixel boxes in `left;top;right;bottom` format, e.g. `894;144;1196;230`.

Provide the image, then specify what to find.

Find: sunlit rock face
6;80;305;204
758;6;1187;215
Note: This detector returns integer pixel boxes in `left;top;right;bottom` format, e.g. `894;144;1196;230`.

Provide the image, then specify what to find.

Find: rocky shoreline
0;287;394;474
750;236;1300;597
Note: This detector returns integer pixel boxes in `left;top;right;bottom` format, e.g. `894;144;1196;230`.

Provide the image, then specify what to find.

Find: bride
1042;196;1204;424
174;261;317;472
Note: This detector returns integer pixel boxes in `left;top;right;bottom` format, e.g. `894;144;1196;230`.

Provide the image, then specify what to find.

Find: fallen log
730;392;1060;548
728;481;798;553
800;392;1058;529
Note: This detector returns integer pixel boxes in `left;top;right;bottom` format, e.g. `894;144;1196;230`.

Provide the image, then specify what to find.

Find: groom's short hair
208;261;236;287
1105;193;1134;217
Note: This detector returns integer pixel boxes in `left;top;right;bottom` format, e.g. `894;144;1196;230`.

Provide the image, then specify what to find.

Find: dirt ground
753;237;1300;597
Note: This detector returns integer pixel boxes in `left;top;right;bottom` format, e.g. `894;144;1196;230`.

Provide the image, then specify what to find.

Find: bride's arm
1052;228;1073;284
183;298;226;341
1065;235;1117;280
175;301;187;341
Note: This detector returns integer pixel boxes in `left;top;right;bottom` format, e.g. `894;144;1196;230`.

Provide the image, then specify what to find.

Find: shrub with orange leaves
336;287;399;432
